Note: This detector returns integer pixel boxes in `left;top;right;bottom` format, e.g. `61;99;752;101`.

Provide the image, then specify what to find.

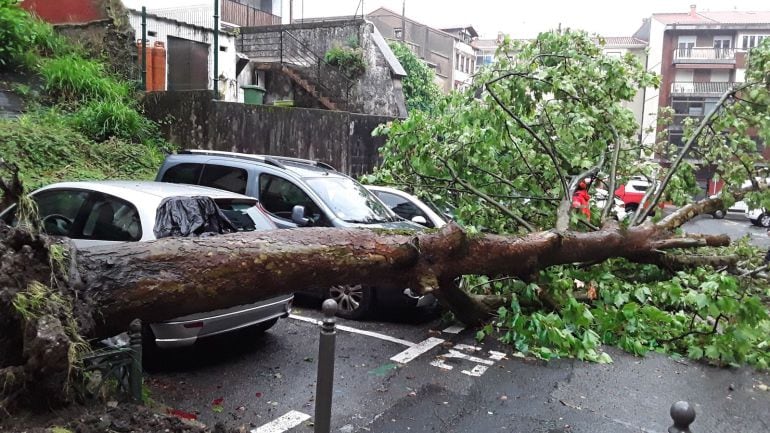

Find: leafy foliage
389;42;443;112
40;55;131;103
0;112;167;190
370;30;770;368
324;44;366;78
0;0;68;71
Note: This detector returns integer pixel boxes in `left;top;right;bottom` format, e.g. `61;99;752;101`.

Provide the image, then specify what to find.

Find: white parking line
251;410;310;433
444;349;495;366
442;325;465;334
390;337;445;364
288;314;415;347
462;365;488;377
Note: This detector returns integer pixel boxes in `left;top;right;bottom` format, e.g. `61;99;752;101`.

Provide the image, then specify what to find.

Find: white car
592;188;628;220
0;181;293;349
365;185;447;228
747;207;770;227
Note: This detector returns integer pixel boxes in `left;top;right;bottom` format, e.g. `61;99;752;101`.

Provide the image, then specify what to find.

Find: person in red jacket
572;180;591;219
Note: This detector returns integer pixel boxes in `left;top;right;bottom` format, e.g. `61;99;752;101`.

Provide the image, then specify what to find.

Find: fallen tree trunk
75;220;728;336
0;198;732;412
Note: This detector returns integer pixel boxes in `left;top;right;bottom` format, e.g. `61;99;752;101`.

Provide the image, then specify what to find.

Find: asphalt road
146;217;770;433
680;211;770;248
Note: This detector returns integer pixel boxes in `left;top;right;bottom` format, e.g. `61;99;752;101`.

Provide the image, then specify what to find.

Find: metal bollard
128;318;143;403
668;401;696;433
314;299;338;433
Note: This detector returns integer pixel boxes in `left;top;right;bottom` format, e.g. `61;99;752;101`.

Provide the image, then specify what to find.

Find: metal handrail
279;29;356;103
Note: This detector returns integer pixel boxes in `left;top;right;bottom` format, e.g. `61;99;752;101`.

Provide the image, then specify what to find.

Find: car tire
711;209;726;219
141;324;161;370
750;219;760;226
760;213;770;228
328;284;374;320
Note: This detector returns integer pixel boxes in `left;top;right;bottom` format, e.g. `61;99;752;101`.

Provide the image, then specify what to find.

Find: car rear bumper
150;294;293;349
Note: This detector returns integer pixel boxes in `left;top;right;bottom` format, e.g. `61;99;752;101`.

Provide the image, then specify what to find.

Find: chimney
689;4;697;17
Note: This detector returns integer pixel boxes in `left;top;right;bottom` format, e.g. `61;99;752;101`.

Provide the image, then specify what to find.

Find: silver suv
156;150;430;318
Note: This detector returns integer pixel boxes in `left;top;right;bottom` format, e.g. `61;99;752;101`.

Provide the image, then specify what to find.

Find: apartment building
440;26;479;90
367;8;480;93
601;37;648;141
635;6;770;151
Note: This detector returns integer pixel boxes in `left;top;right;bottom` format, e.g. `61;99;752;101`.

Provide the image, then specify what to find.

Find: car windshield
215;199;275;231
305;177;395;223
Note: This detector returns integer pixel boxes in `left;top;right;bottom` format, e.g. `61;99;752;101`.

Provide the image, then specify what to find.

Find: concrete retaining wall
144;91;394;177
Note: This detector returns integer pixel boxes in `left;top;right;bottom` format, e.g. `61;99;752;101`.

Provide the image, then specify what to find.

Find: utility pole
289;0;293;24
213;0;219;99
141;7;147;91
401;0;406;42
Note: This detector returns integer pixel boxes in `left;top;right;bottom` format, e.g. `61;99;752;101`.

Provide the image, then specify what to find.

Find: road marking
462;365;488;377
390;337;445;364
488;351;506;361
430;359;453;370
442;325;465;334
288;314;414;347
251;410;310;433
454;344;481;352
444;349;495;366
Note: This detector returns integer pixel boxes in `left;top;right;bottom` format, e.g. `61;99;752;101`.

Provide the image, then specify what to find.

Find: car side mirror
291;205;310;227
411;215;428;225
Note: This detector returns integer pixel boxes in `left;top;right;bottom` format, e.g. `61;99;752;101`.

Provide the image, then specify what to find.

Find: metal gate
167;36;209;91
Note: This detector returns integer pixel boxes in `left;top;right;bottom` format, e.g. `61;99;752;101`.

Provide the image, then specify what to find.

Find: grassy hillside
0;0;171;198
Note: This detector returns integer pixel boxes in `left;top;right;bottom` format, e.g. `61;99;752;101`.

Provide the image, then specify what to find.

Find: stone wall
143;91;394;177
239;20;407;117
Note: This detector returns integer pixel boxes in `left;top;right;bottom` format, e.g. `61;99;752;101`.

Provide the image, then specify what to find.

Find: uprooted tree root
0;223;93;416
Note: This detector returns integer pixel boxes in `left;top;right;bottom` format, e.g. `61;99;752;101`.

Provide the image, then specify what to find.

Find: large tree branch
601;126;623;223
485;78;570;203
635;84;750;224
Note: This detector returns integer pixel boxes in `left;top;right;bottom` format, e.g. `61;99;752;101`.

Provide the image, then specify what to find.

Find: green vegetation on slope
0;0;171;198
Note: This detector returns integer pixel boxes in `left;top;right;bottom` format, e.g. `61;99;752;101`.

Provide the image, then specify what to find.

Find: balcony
670;81;734;96
673;47;735;64
222;0;281;27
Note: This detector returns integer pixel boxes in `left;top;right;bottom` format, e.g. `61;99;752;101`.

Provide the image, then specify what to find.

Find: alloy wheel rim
763;215;770;227
329;284;364;312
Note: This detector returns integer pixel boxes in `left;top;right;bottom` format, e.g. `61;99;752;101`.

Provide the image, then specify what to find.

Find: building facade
636;6;770;153
440;26;479;90
366;7;468;93
600;36;649;142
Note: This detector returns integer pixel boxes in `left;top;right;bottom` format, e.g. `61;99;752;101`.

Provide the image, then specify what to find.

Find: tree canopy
367;30;770;367
389;41;443;113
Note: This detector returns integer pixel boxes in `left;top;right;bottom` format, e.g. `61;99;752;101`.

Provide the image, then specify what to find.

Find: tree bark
71;221;728;337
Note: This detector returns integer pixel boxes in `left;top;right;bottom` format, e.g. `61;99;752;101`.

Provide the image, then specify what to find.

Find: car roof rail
179;149;286;169
269;156;336;171
178;149;336;171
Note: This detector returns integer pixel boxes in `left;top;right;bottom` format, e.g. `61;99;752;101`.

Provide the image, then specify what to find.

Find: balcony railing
222;0;281;27
673;47;735;63
670;81;734;95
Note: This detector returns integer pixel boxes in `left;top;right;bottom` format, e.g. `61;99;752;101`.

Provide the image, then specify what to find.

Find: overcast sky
123;0;770;38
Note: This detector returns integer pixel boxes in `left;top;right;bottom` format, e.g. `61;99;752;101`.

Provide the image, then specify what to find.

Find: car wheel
760;213;770;228
750;219;760;226
711;209;726;219
141;324;161;370
328;284;374;320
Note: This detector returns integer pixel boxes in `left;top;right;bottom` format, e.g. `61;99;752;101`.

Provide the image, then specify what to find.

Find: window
375;191;433;228
743;35;768;49
304;177;392;224
394;28;403;39
80;193;141;242
215;199;275;231
33;189;91;237
258;174;324;224
677;36;696;57
605;51;622;58
713;36;731;58
161;163;203;185
199;165;248;194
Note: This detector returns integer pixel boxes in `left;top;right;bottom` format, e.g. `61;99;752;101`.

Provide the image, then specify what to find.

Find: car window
79;193;141;241
34;189;91;236
161;163;203;185
375;191;433;227
200;165;248;194
259;174;325;224
215;199;275;231
305;177;394;224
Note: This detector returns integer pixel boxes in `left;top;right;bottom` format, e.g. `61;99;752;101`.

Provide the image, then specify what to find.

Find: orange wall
21;0;107;24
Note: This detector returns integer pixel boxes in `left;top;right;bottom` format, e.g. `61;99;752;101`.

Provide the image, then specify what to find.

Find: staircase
240;29;356;111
